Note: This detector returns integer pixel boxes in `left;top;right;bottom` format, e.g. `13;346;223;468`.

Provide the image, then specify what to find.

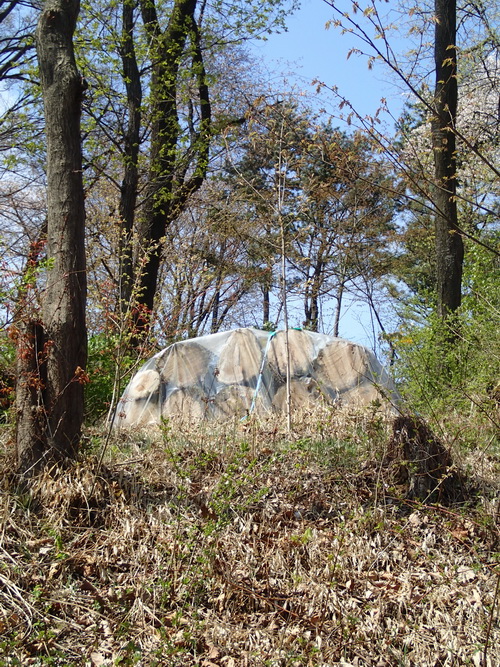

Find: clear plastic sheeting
113;328;398;427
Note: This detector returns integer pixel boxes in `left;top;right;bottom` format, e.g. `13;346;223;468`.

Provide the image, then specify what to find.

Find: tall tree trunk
304;260;323;332
262;286;270;326
118;0;142;311
432;0;464;317
332;281;345;338
16;0;87;474
132;0;211;344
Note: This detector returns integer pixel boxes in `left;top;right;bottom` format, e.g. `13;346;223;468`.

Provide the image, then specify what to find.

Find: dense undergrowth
1;407;499;666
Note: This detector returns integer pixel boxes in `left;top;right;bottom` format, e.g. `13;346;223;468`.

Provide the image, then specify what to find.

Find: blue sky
253;0;407;125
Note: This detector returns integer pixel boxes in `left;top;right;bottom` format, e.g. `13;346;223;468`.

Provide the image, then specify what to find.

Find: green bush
0;333;16;423
85;333;136;424
393;238;499;452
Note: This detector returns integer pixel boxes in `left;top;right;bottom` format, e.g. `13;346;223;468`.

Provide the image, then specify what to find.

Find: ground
1;407;499;666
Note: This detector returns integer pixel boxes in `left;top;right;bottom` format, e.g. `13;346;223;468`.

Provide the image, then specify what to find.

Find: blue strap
245;330;277;419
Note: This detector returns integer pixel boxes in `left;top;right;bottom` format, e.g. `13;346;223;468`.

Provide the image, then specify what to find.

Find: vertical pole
277;119;291;434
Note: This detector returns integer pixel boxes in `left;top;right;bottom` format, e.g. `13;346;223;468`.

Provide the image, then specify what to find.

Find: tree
117;0;143;312
289;128;397;334
16;0;87;475
222;101;397;335
223;101;317;327
71;0;296;347
131;0;211;342
432;0;463;317
159;187;261;341
389;51;500;306
74;29;285;350
321;0;500;330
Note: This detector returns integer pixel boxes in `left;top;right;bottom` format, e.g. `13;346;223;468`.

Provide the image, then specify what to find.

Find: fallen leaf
206;645;220;659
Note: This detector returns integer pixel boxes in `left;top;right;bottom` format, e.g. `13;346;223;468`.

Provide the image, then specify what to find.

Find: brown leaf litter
0;409;499;666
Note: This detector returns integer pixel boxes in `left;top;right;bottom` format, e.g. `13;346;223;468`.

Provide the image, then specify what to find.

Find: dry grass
0;406;499;666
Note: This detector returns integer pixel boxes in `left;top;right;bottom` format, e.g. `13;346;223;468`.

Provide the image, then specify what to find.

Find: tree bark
132;0;211;344
304;259;324;332
16;0;87;474
432;0;464;317
118;0;142;311
332;281;345;338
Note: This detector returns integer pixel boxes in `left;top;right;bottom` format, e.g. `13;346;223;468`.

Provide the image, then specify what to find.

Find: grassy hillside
1;408;499;666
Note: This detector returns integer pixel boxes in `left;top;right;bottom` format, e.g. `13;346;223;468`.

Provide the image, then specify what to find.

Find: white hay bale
162;388;206;421
314;341;370;395
268;329;314;379
120;397;159;426
211;384;259;419
217;328;263;384
127;369;160;399
158;342;210;388
314;340;397;408
272;378;321;412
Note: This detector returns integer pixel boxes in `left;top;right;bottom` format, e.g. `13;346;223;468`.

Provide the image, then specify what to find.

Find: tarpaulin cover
114;328;397;427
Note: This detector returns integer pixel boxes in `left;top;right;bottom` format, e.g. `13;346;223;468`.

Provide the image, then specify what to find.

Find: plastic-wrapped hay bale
157;341;210;389
314;341;381;404
341;380;383;405
268;329;314;380
127;369;160;399
117;369;161;425
217;328;263;385
211;384;257;419
272;378;322;412
121;397;159;425
113;327;398;427
162;387;206;421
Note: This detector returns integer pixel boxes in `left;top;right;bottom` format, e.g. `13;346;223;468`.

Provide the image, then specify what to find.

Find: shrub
0;333;16;423
85;333;136;424
393;238;500;452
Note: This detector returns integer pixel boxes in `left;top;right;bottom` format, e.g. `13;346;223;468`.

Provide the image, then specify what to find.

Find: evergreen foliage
394;234;499;451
